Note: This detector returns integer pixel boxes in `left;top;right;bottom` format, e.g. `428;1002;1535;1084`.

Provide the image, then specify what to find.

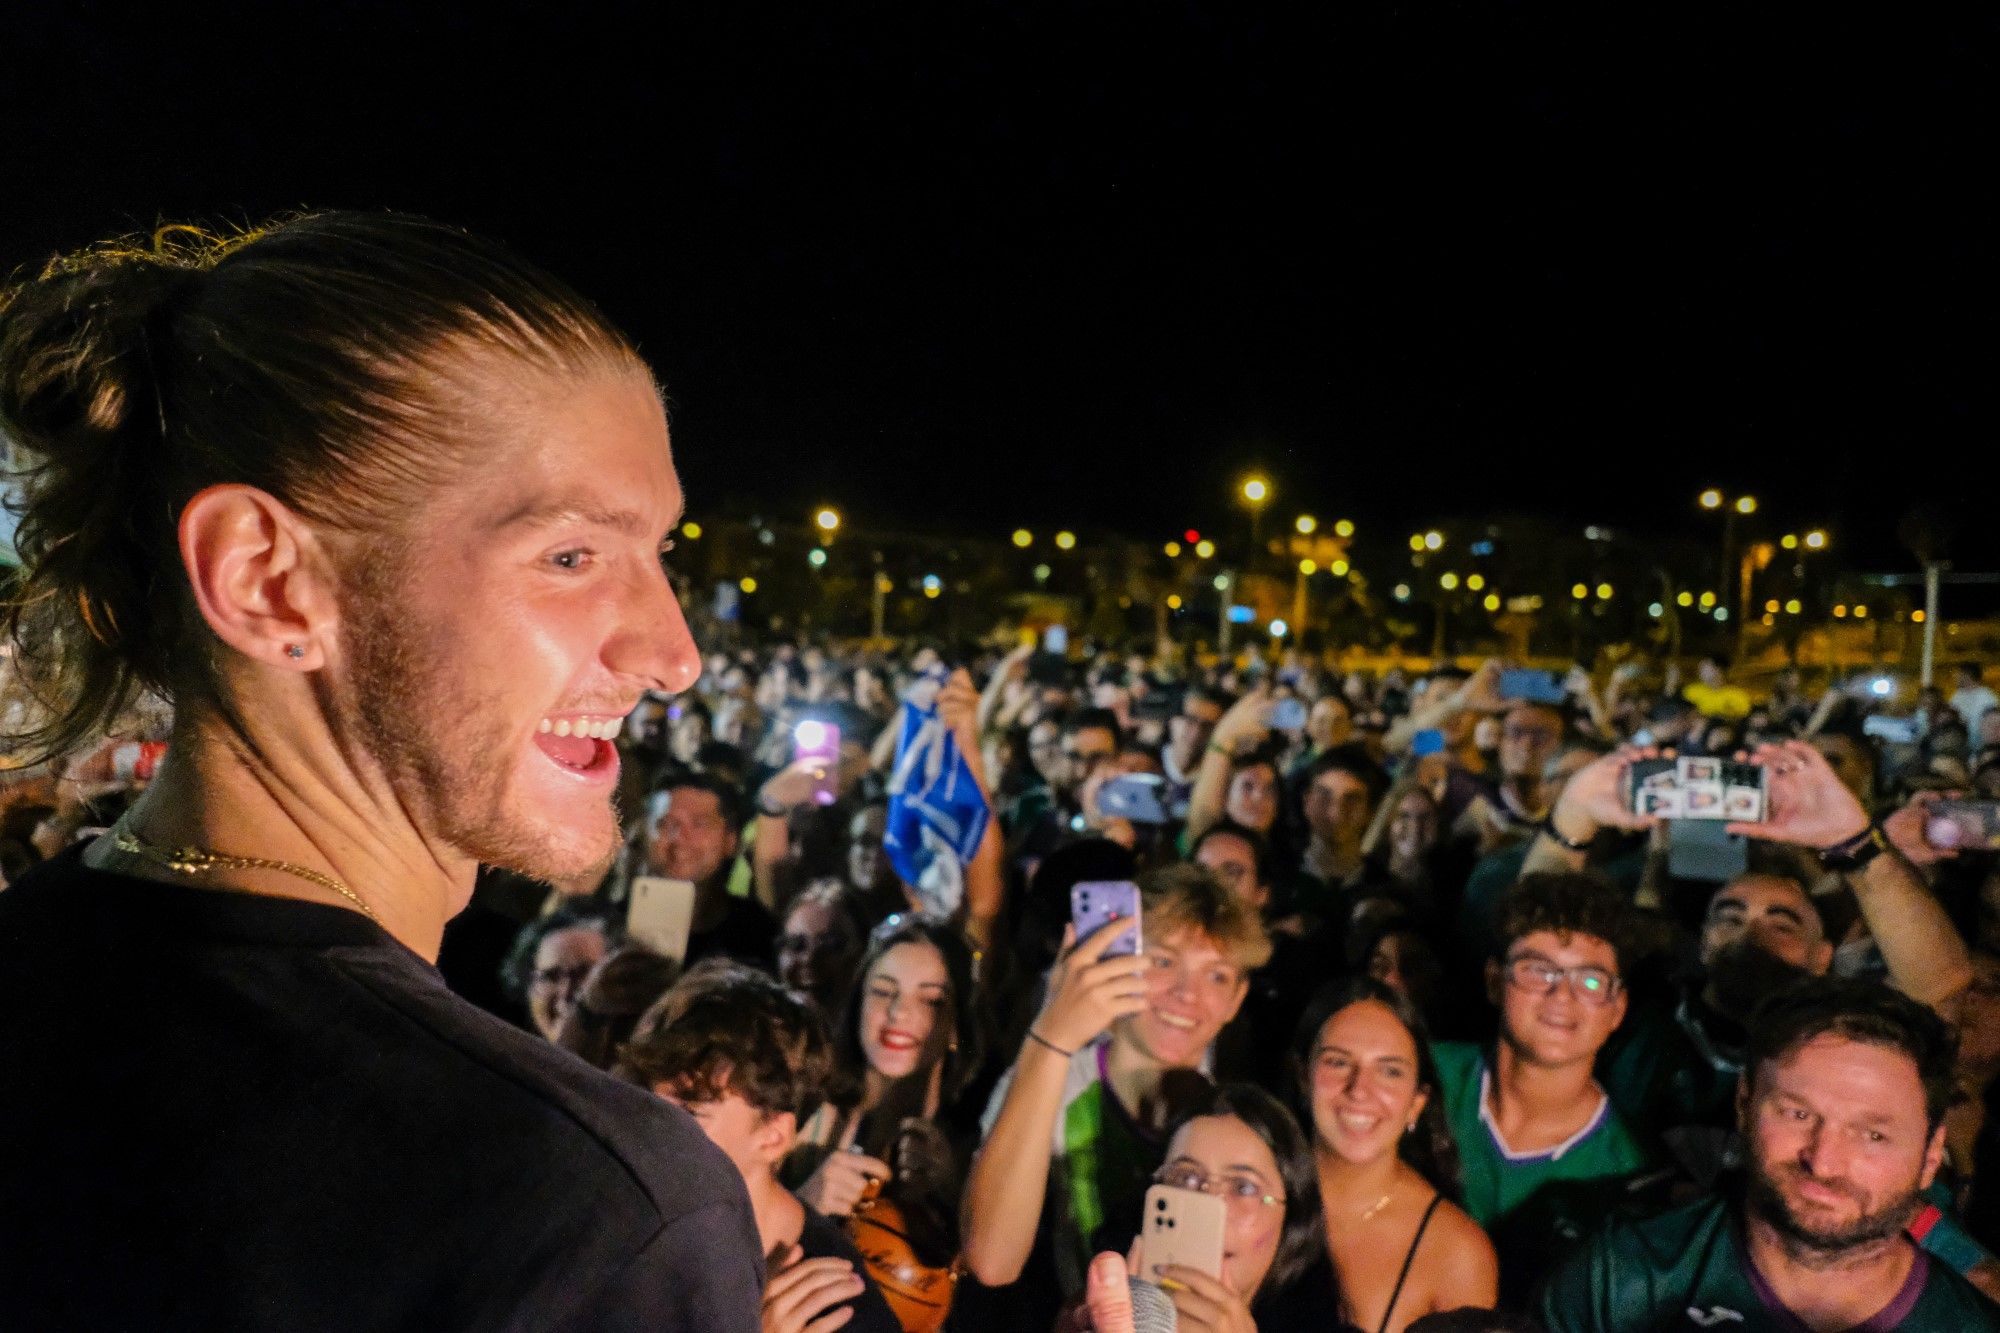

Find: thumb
1085;1252;1137;1333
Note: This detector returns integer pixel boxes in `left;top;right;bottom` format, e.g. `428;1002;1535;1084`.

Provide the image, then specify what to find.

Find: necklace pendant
165;847;215;875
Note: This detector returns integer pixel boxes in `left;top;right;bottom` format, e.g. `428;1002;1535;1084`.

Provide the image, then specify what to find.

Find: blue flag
884;698;990;918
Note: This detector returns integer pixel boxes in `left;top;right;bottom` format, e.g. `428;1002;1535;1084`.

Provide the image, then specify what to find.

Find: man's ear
756;1109;798;1168
1921;1120;1948;1191
1221;974;1250;1026
1734;1072;1753;1135
178;483;337;671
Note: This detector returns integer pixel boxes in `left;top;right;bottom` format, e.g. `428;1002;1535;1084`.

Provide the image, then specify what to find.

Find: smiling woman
0;213;756;1329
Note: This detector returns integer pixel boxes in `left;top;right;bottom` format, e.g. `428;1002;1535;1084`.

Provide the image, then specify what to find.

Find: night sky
4;4;1994;573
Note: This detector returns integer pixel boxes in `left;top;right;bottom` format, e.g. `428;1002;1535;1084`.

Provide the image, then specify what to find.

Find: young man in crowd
1537;978;2000;1331
1161;684;1230;812
1004;707;1122;865
629;772;777;969
959;863;1270;1316
1296;751;1386;912
1432;872;1653;1299
619;963;901;1333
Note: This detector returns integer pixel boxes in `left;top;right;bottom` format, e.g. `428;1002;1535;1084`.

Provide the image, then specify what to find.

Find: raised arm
939;669;1005;951
1518;744;1659;880
1736;740;1973;1017
959;920;1148;1286
1384;659;1504;757
1183;683;1271;843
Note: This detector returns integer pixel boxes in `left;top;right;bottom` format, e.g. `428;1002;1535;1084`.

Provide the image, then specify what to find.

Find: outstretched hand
1728;740;1871;846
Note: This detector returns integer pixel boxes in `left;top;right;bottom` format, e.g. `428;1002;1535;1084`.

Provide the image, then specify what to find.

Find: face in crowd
1169;694;1225;770
1061;724;1119;798
1498;703;1564;782
1304;765;1373;848
1306;997;1429;1171
527;923;609;1040
847;806;895;895
647;786;739;885
1492;929;1627;1070
1306;697;1354;751
1153;1113;1288;1299
1118;927;1250;1070
1225;760;1282;834
776;889;862;1012
859;938;954;1082
1387;788;1440;864
1701;874;1833;975
1194;830;1270;912
1740;1033;1945;1254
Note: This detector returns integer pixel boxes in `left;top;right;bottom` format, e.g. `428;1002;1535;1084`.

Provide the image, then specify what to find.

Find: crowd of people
17;629;2000;1331
3;212;1998;1332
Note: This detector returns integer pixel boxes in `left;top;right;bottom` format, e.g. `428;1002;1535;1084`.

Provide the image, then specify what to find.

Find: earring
1405;1122;1417;1134
286;644;305;660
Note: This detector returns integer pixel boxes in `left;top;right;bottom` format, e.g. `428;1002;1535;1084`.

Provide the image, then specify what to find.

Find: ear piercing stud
286;644;305;660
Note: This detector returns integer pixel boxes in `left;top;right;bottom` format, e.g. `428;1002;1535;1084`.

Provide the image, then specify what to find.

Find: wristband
1540;817;1594;853
1207;742;1234;760
1818;822;1890;873
1026;1028;1075;1060
758;797;793;818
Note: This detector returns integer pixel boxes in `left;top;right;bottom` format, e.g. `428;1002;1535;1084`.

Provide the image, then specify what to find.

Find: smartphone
1927;800;2000;852
1411;728;1446;758
1269;697;1308;731
793;719;841;807
627;876;697;963
1499;668;1567;706
1863;714;1921;745
1071;880;1142;958
1097;774;1170;825
1141;1185;1226;1283
1043;625;1070;656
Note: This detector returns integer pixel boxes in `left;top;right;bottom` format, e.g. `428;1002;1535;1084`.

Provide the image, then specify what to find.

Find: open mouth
1334;1109;1382;1135
876;1028;921;1052
1154;1011;1199;1032
534;714;626;780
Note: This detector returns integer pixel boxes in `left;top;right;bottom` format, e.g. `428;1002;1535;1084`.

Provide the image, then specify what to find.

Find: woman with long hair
1069;1082;1339;1332
1293;979;1497;1332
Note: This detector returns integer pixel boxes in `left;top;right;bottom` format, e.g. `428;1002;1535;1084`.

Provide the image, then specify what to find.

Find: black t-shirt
797;1200;903;1333
0;852;765;1331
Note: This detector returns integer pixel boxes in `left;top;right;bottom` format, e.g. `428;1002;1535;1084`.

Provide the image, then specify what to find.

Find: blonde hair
1142;862;1272;972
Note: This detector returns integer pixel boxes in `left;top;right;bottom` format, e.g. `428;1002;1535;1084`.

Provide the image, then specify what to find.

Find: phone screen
793;719;841;806
627;876;697;963
1071;880;1142;957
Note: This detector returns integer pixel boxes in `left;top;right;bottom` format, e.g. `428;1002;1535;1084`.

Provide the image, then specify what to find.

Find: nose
609;561;701;694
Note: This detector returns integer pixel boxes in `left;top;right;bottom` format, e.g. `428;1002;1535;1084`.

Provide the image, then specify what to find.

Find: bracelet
1207;742;1234;759
1540;817;1594;853
1818;822;1889;873
1025;1028;1075;1060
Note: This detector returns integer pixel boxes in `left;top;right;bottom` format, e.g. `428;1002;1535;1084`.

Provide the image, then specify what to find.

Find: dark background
3;4;1993;574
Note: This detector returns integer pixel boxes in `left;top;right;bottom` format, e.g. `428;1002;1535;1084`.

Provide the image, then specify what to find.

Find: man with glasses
1432;872;1652;1236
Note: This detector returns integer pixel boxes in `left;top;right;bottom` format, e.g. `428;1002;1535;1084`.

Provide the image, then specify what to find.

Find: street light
1408;534;1426;553
1334;519;1355;538
1804;530;1827;550
1572;583;1589;600
739;576;758;594
1699;489;1723;510
1055;531;1077;550
681;521;703;540
1440;572;1459;590
1734;496;1758;515
1423;531;1443;551
1299;558;1317;575
1012;529;1033;548
1242;477;1269;504
1467;573;1486;591
815;508;841;534
1164;541;1182;557
1596;583;1613;600
1295;515;1317;535
1195;540;1216;559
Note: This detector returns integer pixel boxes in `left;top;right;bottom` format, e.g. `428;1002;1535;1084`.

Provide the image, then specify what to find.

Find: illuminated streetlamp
1164;541;1182;557
1424;531;1443;551
681;521;703;540
1295;515;1317;535
1195;540;1216;559
1055;531;1077;551
1012;529;1033;548
815;508;841;534
1334;519;1355;538
1699;489;1723;510
1804;530;1827;550
1242;477;1269;504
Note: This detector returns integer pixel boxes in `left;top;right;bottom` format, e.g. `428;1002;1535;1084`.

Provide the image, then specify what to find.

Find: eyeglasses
529;964;595;991
1152;1164;1283;1209
1505;954;1620;1006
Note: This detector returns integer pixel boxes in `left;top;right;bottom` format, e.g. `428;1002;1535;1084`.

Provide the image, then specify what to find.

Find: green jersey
1537;1195;2000;1332
1432;1041;1653;1228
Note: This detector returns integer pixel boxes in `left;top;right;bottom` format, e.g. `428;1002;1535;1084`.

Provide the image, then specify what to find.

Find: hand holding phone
1499;668;1567;706
1036;894;1151;1055
627;876;697;963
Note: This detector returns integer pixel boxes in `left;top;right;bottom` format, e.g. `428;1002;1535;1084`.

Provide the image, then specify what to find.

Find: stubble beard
336;569;619;886
1745;1158;1918;1263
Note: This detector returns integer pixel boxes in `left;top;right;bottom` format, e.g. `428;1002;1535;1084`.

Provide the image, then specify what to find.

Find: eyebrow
1314;1044;1412;1066
493;496;682;537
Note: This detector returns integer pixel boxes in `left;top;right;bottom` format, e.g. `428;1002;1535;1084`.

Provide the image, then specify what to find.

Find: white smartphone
627;876;697;963
1141;1184;1226;1283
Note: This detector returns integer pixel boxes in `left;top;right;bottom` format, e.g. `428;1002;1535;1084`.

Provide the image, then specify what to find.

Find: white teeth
554;719;572;737
1158;1014;1195;1029
538;719;553;734
539;716;628;740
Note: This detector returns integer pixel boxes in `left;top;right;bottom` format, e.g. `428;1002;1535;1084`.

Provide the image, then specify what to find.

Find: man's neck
1103;1032;1176;1127
1488;1039;1603;1152
745;1168;806;1258
1743;1208;1918;1330
1500;774;1547;819
1305;834;1361;882
86;710;469;960
685;865;733;932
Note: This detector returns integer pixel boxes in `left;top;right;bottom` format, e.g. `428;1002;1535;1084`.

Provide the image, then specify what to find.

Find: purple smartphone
1071;880;1142;958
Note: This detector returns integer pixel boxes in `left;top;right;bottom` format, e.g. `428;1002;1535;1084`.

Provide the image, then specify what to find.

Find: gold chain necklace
1358;1191;1395;1223
112;823;379;923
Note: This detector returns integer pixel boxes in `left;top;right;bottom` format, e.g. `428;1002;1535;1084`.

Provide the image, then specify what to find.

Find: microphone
1129;1278;1178;1333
